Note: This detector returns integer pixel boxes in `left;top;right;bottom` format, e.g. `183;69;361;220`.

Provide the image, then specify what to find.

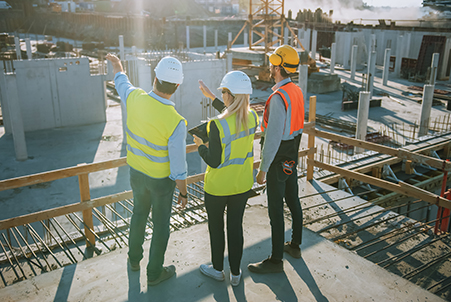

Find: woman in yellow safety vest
193;71;258;287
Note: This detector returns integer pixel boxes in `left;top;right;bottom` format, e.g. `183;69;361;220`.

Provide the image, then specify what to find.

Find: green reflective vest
204;109;258;196
126;89;186;178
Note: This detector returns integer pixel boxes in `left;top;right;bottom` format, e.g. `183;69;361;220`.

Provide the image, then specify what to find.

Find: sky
284;0;431;23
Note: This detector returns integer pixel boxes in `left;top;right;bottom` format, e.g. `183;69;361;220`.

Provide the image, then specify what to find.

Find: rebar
39;220;77;264
49;218;87;260
92;208;127;247
68;213;111;252
26;224;62;268
378;233;450;268
0;234;21;280
24;224;51;271
403;250;451;279
9;228;40;275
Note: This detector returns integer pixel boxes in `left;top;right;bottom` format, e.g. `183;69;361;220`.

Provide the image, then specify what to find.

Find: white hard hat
218;71;252;95
154;56;184;84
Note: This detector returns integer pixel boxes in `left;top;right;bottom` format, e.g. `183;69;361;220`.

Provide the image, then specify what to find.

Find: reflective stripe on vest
126;89;185;178
261;82;304;140
204;109;258;196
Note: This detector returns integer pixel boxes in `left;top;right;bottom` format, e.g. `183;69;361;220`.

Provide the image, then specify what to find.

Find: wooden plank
0;191;133;230
309;159;451;210
304;127;451;172
319;140;451;184
78;166;95;247
307;96;317;180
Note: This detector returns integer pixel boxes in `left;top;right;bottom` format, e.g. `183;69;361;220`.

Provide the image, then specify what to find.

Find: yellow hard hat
268;45;300;73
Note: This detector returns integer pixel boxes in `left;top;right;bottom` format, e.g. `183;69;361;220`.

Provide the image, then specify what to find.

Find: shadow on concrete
53;264;77;302
286;257;329;302
249;272;297;302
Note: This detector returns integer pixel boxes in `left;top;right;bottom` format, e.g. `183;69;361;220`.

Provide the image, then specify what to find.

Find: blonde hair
218;94;251;137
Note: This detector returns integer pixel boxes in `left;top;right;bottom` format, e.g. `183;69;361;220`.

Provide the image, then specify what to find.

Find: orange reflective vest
261;81;304;140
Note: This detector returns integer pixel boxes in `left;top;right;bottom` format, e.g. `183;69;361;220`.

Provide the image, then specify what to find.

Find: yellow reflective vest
204;109;258;196
126;89;186;178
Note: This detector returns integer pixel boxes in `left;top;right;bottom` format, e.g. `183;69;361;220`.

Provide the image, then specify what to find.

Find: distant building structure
194;0;237;15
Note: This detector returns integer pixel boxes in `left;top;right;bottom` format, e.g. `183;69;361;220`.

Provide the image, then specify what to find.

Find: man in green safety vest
106;53;188;286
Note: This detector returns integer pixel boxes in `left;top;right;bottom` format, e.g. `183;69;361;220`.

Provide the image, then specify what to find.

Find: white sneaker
200;264;225;281
230;271;241;287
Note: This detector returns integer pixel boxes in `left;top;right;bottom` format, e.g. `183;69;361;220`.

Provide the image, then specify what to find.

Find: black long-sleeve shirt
198;121;222;168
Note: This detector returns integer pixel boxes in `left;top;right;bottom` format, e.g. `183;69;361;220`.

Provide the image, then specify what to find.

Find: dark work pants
204;191;249;276
266;163;303;261
128;168;176;280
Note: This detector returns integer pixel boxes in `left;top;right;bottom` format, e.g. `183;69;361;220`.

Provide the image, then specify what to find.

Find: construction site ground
0;54;450;301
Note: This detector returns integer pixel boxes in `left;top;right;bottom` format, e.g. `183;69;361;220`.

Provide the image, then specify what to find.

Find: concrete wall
335;29;451;77
0;58;110;134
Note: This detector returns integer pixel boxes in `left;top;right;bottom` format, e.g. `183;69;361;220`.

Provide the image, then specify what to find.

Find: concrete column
355;91;371;154
382;48;391;86
228;32;232;43
419;85;434;137
284;27;289;45
330;42;336;74
298;64;308;102
449;60;451;84
226;51;233;73
342;33;352;69
0;74;28;160
273;28;278;47
25;38;32;60
186;25;190;50
14;37;21;60
311;30;317;61
298;28;304;49
305;29;311;52
430;53;439;86
244;32;248;46
119;35;125;61
203;25;207;52
350;45;358;80
395;35;403;77
404;32;411;58
369;51;376;98
214;29;218;51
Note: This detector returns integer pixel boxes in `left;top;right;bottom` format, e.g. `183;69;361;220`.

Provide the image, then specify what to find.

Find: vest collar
271;77;292;92
149;91;175;107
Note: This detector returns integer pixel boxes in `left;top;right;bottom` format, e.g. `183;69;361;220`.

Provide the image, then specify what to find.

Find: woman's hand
193;134;204;147
199;80;216;100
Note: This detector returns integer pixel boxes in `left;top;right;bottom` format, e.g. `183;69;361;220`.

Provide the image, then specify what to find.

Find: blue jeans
128;168;176;280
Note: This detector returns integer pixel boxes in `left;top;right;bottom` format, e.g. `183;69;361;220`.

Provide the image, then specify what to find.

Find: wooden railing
1;95;450;247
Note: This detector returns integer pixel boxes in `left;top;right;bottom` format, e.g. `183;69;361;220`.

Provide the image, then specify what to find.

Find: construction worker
105;54;188;286
248;45;304;274
192;71;258;286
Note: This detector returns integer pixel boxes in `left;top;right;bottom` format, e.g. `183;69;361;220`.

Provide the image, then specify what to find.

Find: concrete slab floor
0;197;445;302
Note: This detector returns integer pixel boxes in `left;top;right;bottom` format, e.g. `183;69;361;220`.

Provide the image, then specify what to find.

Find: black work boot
248;257;283;274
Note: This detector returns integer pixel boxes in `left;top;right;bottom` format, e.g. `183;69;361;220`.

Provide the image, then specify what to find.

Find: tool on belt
282;160;295;175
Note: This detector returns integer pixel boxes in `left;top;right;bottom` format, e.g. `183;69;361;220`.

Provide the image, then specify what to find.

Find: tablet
188;122;209;143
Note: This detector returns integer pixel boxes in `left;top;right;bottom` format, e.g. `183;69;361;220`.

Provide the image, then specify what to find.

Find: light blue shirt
260;78;303;172
114;72;187;181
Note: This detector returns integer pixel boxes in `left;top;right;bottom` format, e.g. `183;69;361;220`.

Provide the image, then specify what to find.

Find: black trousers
204;191;249;275
266;162;303;261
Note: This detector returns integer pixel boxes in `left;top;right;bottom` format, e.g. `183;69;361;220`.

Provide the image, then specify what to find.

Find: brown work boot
147;265;176;286
248;258;283;274
284;242;302;259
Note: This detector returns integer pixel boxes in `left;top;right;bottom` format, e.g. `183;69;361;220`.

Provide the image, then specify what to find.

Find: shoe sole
147;266;176;286
200;266;225;281
248;265;283;274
